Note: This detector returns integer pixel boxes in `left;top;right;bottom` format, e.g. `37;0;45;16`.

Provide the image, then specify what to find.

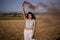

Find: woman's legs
24;29;29;40
24;29;35;40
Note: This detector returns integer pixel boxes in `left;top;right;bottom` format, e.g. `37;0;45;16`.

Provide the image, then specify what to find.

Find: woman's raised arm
22;1;26;20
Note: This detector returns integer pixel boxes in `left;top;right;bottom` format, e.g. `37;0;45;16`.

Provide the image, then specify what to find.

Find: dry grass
0;14;60;40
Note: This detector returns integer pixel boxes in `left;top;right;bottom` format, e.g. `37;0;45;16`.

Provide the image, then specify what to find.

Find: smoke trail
26;2;48;10
22;1;48;10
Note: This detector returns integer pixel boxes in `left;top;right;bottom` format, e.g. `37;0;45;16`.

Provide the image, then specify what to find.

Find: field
0;13;23;20
0;14;60;40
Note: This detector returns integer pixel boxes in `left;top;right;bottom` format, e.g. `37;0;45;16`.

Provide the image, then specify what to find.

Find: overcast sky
0;0;60;13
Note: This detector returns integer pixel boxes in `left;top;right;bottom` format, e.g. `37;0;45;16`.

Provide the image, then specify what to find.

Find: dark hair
26;12;36;20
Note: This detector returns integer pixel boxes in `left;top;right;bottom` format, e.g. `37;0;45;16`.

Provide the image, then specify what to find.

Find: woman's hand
32;30;35;38
22;1;27;7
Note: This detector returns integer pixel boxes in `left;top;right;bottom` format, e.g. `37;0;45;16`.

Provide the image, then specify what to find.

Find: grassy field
0;13;23;20
0;14;60;40
0;16;23;20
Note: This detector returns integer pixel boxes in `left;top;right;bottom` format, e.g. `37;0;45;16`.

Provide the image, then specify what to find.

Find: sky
0;0;60;13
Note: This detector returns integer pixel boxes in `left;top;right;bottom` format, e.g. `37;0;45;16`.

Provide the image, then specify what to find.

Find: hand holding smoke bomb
22;0;36;10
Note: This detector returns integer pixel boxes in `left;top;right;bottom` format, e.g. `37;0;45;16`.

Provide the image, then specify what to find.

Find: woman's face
28;14;32;19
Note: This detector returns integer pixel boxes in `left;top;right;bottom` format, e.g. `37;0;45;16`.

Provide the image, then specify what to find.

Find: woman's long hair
26;12;36;20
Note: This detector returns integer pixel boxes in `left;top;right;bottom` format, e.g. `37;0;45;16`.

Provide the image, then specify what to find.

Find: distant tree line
0;13;23;17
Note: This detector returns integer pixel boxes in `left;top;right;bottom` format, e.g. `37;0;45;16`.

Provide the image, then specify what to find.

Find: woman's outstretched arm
22;2;26;20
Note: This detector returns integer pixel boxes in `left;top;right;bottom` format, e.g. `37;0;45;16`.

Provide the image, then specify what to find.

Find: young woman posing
22;1;37;40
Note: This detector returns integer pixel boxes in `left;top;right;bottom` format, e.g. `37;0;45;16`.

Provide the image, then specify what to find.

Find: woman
22;1;37;40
